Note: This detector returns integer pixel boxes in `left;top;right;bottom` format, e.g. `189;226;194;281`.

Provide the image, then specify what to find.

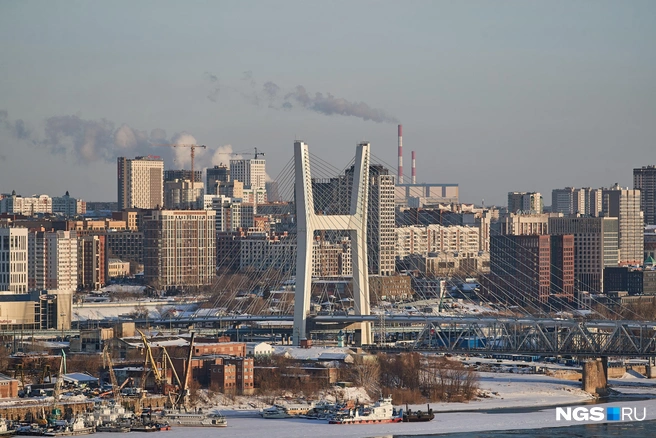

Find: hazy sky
1;1;655;206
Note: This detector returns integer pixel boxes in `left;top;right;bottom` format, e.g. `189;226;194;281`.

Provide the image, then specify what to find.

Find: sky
1;0;655;206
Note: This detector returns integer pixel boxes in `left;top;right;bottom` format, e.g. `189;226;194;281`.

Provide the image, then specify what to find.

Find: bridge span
126;314;656;357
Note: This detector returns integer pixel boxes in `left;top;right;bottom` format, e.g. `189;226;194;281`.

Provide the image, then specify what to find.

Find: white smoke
211;144;240;167
170;133;200;167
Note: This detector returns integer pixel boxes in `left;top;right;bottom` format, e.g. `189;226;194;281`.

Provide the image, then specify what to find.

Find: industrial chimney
412;151;416;184
397;124;403;184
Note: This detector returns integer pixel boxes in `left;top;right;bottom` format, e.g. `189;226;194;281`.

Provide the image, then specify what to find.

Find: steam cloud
0;110;32;140
0;110;208;168
204;73;398;124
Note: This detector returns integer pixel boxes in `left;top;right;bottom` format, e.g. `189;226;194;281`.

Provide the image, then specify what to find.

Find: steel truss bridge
130;314;656;357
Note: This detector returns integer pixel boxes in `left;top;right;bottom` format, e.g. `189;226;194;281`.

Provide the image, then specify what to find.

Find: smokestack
397;124;403;184
412;151;416;184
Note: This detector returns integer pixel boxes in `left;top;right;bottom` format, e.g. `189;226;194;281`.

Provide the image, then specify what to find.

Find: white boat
260;406;291;419
0;419;13;436
159;409;227;427
329;396;403;425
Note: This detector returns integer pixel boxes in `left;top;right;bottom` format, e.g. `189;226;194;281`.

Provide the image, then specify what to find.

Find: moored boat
329;396;403;425
260;406;291;419
159;409;226;427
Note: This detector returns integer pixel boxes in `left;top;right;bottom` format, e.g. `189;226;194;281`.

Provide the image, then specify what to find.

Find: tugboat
329;396;403;425
403;404;435;422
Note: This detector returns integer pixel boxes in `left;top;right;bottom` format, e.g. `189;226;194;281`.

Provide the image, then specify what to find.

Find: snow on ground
404;372;593;413
100;285;146;293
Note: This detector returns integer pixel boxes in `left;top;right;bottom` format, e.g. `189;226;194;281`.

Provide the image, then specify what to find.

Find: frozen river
92;398;656;438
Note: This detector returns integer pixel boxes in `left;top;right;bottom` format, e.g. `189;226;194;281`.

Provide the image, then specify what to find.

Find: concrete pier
582;358;608;396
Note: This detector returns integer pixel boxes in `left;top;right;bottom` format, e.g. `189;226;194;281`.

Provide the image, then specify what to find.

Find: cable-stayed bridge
149;140;656;359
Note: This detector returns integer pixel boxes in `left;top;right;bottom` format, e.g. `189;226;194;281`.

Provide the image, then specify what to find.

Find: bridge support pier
647;357;656;378
582;358;608;396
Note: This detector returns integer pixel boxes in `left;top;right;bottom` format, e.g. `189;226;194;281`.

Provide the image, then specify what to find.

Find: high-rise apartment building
164;169;202;183
343;164;395;276
78;235;106;290
488;234;574;304
143;210;216;289
549;216;619;293
602;184;643;265
28;230;78;291
206;165;230;195
164;180;205;209
230;158;266;190
508;192;543;214
0;227;28;293
551;187;602;216
634;165;656;225
117;156;164;210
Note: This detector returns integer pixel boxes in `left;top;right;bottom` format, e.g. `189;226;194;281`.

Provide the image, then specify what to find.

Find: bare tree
349;355;381;398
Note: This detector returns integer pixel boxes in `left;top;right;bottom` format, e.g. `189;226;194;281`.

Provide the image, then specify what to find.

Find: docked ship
158;409;227;427
260;406;291;419
42;417;95;436
329;396;403;425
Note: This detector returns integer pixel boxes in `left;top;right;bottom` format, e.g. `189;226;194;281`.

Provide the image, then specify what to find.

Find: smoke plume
203;73;398;124
284;86;398;123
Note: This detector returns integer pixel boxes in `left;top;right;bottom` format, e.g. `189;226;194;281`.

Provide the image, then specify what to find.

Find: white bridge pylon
293;141;372;346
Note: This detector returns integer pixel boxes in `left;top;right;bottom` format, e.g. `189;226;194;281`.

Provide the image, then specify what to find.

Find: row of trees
254;352;479;405
350;353;479;404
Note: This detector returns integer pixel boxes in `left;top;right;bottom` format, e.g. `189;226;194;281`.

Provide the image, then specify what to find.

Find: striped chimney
397;124;403;184
412;150;416;184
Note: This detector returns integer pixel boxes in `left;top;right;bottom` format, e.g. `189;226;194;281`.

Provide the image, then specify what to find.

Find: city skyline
1;1;655;206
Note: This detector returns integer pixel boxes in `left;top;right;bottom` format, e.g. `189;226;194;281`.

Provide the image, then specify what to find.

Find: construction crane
154;143;207;199
233;147;265;159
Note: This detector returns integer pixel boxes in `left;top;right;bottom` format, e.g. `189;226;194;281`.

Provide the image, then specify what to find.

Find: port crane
102;345;128;404
154;143;207;198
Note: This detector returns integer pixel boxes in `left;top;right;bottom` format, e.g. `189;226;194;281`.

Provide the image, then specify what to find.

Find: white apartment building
396;225;481;259
28;230;78;291
0;193;52;215
117;156;164;210
143;210;216;289
551;187;602;216
210;197;255;232
52;191;86;216
230;158;266;189
602;184;643;265
0;227;28;293
500;212;563;235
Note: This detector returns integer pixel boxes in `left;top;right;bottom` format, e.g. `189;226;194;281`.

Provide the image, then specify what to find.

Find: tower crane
154;143;207;198
232;147;265;159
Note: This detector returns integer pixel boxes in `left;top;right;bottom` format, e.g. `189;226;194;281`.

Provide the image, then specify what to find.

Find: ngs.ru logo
556;406;646;422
